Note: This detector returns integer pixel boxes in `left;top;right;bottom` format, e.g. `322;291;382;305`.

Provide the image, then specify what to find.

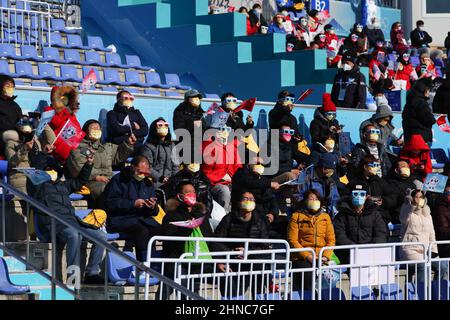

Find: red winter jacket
201;139;243;186
399;134;432;177
394;63;415;90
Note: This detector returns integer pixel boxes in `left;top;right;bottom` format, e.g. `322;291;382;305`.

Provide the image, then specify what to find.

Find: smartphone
80;148;93;158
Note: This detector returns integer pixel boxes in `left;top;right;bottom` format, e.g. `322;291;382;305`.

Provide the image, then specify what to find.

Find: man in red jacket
201;126;243;213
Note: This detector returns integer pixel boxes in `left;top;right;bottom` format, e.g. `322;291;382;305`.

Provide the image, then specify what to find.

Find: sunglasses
403;54;410;59
157;122;169;128
283;97;295;103
368;162;381;168
242;197;256;202
282;129;295;135
225;97;238;103
319;35;326;39
368;129;381;134
351;35;359;39
287;43;295;48
325;112;336;117
122;95;135;101
352;191;367;197
219;126;232;133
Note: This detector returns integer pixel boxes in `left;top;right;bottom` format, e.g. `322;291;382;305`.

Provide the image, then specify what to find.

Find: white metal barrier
1;0;52;50
143;237;450;301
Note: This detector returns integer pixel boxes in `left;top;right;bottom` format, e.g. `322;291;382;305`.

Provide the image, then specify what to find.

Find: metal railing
0;180;202;300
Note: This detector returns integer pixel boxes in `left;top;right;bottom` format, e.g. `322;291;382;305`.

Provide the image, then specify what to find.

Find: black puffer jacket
433;79;450;118
309;108;340;145
402;80;436;143
0;76;22;156
350;142;392;178
172;101;206;137
364;26;385;48
334;200;388;245
106;103;149;145
225;110;253;131
331;66;367;109
387;173;418;222
214;208;270;251
268;103;299;135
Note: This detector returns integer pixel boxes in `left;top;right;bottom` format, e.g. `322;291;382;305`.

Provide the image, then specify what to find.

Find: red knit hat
321;93;336;112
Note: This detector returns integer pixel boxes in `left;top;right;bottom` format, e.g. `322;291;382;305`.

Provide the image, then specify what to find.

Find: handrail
0;180;203;300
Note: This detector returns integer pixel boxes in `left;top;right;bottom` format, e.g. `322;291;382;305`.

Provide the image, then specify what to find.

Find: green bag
330;252;340;265
183;227;212;260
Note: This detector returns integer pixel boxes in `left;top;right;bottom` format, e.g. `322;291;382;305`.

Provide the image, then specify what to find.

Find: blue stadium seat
0;258;30;295
255;293;283;300
407;282;425;300
104;52;123;67
102;69;130;86
0;43;23;60
14;79;26;86
102;87;118;92
291;290;313;300
351;286;375;300
31;81;49;87
0;160;8;181
15;61;42;79
30;15;49;32
47;32;71;48
3;29;22;44
126;88;140;94
20;45;45;62
321;288;346;300
43;47;65;63
164;73;191;90
60;65;82;82
69;193;84;201
204;93;220;99
66;34;90;50
51;18;78;34
125;70;149;87
82;67;101;83
64;49;87;65
84;51;108;67
431;148;449;169
431;280;450;300
165;91;182;97
106;251;158;286
87;36;112;52
38;63;66;81
145;72;171;89
411;56;420;67
0;59;16;76
380;283;404;300
124;55;152;71
144;89;161;95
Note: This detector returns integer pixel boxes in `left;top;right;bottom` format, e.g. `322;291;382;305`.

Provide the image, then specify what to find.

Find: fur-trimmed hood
50;86;79;114
2;129;20;144
165;198;207;216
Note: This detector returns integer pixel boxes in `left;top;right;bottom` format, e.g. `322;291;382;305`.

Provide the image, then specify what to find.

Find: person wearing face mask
338;33;359;58
106;91;148;149
410;20;433;54
66;119;135;204
402;78;436;144
103;156;161;262
312;33;327;49
0;75;22;158
400;189;448;283
324;24;339;53
310;93;341;146
368;48;388;84
351;23;368;53
296;17;313;47
364;17;385;49
307;9;323;37
394;53;416;91
416;53;437;80
288;189;335;290
359;102;402;150
219;92;254;131
390;22;409;55
139;118;179;189
269;91;300;135
351;124;391;179
334;185;387;249
248;4;268;33
268;13;287;34
432;183;450;258
331;51;367;109
310;134;348;180
398;134;432;181
214;190;272;298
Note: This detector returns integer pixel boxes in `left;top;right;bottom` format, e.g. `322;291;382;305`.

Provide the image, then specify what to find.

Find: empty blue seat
102;87;118;92
66;34;90;50
15;61;41;79
0;160;8;181
165;91;182;97
125;70;148;87
255;293;282;300
14;79;26;86
3;30;22;43
291;290;313;300
20;45;45;62
69;193;84;201
64;49;86;65
38;63;66;81
411;56;420;67
87;36;112;52
30;15;49;31
407;282;425;300
164;73;191;90
0;43;22;59
31;81;49;87
51;18;78;34
0;258;30;295
145;72;171;89
431;148;449;169
46;32;69;48
102;69;130;86
205;93;220;99
431;280;450;300
84;51;108;67
351;286;375;300
321;288;346;300
126;88;140;94
0;60;16;76
380;283;404;300
60;65;82;82
144;89;161;95
107;251;158;286
125;55;152;71
105;53;123;67
42;47;64;63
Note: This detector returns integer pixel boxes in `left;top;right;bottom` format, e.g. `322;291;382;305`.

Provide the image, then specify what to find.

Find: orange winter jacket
287;210;336;261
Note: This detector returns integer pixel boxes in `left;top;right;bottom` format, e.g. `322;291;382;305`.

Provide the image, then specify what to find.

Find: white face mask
46;170;58;182
89;129;102;141
252;164;265;176
4;87;14;98
189;97;201;107
343;63;352;71
306;200;321;212
156;127;169;136
187;163;200;173
122;100;133;108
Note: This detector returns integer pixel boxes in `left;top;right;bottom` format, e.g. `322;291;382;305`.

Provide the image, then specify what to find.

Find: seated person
248;3;268;34
201;125;243;213
310;134;348;179
30;151;106;284
288;189;335;290
106;91;148;147
398;134;432;181
309;93;341;146
219;92;254;131
346;155;397;224
66;119;136;205
140;118;179;189
350;123;391;179
103;156;160;262
0;75;22;158
416;53;437;80
268;13;288;34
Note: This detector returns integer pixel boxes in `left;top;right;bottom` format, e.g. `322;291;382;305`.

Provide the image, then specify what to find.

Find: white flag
120;115;131;127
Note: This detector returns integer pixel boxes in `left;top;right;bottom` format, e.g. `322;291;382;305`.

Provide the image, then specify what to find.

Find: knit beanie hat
321;93;337;112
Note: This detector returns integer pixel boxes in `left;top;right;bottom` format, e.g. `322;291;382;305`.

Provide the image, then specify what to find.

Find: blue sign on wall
311;0;330;12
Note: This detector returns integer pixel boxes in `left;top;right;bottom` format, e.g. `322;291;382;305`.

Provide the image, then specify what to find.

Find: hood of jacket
50;86;78;114
313;108;329;123
402;134;430;153
165;198;207;217
146;117;172;144
371;103;393;121
2;129;20;144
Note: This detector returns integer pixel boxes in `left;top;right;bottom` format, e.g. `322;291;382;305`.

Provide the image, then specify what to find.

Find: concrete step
29;286;75;300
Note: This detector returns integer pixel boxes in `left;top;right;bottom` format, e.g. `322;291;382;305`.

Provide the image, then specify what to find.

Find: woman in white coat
400;189;448;282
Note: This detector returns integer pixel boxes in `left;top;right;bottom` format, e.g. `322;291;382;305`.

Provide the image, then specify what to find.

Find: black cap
277;90;295;100
342;51;357;64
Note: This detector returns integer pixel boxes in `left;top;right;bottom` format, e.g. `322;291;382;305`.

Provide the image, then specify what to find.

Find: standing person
248;3;268;34
394;53;417;91
0;75;22;158
140;118;179;189
106;91;148;148
364;17;385;49
432;183;450;258
445;32;450;58
400;189;448;282
433;69;450;117
402;78;436;144
390;22;409;55
331;51;367;109
410;20;433;54
288;189;335;290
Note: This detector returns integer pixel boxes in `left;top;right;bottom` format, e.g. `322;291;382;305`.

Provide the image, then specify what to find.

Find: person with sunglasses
269;90;300;137
106;90;149;149
432;183;450;258
334;185;387;263
312;33;327;49
351;23;368;54
220;92;253;131
416;52;437;80
309;93;341;147
350;124;391;179
268;13;287;34
139;117;179;189
398;134;433;181
394;52;416;91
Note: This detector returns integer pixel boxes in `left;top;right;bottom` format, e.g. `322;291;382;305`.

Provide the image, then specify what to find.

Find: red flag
298;89;314;102
437;115;450;133
55;119;86;149
81;69;98;93
234;98;256;113
206;102;224;115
